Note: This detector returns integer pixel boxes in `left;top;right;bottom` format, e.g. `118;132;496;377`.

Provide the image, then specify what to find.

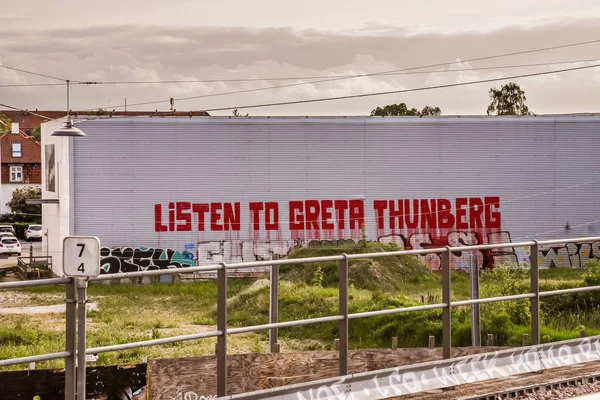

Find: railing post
442;247;452;359
269;255;279;353
76;278;88;399
338;254;349;376
530;240;540;345
470;253;481;346
217;262;228;397
65;277;77;400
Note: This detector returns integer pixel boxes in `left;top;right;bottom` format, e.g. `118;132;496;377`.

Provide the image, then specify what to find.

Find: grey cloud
3;20;600;72
1;19;600;115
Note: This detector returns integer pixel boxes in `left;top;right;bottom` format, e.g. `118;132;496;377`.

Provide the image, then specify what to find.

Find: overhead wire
2;37;600;112
107;58;600;108
0;103;57;120
2;57;600;88
0;64;69;82
201;63;600;112
92;37;600;110
0;83;67;88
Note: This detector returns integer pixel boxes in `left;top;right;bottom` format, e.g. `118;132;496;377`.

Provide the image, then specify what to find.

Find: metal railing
2;236;600;399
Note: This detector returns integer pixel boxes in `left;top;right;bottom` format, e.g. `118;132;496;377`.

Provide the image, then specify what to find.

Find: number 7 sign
63;236;101;278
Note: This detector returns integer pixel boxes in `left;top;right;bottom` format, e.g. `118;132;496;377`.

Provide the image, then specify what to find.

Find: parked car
0;225;15;235
25;224;43;241
0;232;15;241
0;236;21;256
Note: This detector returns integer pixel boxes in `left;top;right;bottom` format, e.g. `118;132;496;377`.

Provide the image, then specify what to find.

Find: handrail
2;235;600;399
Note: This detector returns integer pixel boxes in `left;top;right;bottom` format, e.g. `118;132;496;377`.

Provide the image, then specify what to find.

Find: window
11;143;22;158
10;166;23;183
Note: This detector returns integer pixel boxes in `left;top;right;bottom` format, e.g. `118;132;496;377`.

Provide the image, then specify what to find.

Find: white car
0;225;15;235
0;232;14;240
0;236;21;256
25;225;43;241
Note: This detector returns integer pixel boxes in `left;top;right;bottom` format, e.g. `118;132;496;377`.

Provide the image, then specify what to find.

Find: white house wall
54;116;600;274
41;119;72;276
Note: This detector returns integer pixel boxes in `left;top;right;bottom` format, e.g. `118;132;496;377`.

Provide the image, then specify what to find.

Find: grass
1;256;599;371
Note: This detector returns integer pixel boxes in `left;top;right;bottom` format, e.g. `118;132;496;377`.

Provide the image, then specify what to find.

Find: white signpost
62;236;101;278
62;235;101;399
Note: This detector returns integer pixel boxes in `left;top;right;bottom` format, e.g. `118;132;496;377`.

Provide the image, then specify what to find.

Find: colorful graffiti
100;247;196;274
538;242;600;269
100;234;600;274
377;230;518;270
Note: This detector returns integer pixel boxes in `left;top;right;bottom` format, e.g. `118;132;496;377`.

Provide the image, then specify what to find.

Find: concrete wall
41;119;73;276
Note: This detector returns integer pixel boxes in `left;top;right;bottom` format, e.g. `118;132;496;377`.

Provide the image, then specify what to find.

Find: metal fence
2;236;600;399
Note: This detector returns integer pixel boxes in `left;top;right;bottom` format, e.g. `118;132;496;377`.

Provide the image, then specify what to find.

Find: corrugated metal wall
72;116;600;270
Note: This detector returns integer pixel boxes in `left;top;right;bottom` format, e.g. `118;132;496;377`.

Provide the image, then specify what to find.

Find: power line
0;103;58;120
202;63;600;112
99;58;600;109
0;64;69;82
3;57;598;88
68;57;600;84
0;83;67;88
95;37;600;110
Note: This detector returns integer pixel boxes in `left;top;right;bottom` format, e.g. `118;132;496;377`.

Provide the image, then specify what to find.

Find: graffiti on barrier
377;230;518;270
100;247;196;274
538;242;600;269
100;234;600;274
294;338;600;399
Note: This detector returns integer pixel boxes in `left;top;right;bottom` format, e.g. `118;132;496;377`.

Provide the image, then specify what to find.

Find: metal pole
76;278;88;399
217;262;228;397
530;240;540;345
269;256;279;353
66;80;71;124
338;254;349;376
65;278;77;399
442;247;452;359
470;254;481;346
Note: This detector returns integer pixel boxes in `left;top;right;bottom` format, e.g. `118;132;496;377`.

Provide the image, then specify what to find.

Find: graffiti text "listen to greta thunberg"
154;197;502;232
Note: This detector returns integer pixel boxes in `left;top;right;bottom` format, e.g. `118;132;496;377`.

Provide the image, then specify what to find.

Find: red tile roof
0;110;210;134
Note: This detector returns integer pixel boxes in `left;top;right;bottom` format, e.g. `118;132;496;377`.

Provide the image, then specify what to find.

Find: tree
31;125;41;142
487;82;532;116
419;106;442;117
6;186;41;216
232;109;248;117
0;113;11;134
370;103;442;117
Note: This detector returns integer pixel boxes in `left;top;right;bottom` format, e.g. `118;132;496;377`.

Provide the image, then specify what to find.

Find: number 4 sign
62;236;101;278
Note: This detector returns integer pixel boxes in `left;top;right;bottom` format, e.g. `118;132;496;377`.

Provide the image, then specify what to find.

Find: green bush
480;263;531;326
280;242;432;291
583;259;600;286
0;213;41;224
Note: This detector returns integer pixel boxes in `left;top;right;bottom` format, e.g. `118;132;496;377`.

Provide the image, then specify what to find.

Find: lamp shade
51;120;85;137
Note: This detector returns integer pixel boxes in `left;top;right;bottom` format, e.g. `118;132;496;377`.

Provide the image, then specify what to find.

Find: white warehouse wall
41;118;73;277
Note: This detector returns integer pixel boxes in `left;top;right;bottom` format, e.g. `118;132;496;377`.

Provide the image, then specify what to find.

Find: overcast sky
1;0;600;116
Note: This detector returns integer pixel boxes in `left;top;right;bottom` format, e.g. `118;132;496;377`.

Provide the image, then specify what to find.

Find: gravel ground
518;381;600;399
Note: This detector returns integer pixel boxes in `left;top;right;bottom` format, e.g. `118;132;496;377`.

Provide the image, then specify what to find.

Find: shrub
583;259;600;286
281;242;432;291
480;263;531;328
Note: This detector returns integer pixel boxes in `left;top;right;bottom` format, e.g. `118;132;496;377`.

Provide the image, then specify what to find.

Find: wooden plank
147;347;508;399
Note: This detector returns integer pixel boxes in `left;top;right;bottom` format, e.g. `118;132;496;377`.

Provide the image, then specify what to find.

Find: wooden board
147;347;507;399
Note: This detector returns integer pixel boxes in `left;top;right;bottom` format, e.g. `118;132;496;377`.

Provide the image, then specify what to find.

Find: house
0;109;211;137
0;124;41;214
